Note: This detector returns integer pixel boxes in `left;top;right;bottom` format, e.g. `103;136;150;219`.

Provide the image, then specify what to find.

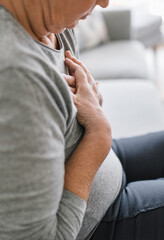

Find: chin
56;28;66;34
48;25;66;34
66;20;79;29
48;20;79;33
55;27;66;34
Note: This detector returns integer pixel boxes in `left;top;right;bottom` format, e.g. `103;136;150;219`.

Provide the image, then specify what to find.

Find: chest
38;30;84;160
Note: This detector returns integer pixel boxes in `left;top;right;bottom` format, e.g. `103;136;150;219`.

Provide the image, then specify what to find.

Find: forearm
64;129;112;202
64;51;112;202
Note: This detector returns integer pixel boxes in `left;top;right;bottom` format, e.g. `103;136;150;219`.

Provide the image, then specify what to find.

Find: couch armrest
102;8;131;40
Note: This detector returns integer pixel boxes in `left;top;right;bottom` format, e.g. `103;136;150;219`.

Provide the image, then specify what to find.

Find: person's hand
64;51;110;135
63;51;103;106
62;74;76;94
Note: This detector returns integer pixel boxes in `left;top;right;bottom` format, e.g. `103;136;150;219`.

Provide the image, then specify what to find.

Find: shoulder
0;7;77;130
0;6;55;77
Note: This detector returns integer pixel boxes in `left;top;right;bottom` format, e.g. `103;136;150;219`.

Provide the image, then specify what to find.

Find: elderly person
0;0;164;240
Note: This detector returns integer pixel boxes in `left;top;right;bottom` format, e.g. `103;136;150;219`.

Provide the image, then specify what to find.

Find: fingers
62;74;76;88
65;50;89;76
92;81;103;106
62;73;76;94
65;51;103;106
69;87;76;94
65;58;88;87
65;50;73;60
65;58;82;74
65;51;93;86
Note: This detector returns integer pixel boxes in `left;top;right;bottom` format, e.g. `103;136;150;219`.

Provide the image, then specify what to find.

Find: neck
0;0;59;49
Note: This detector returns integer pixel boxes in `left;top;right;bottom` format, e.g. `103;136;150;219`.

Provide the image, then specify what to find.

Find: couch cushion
75;11;109;52
80;40;148;80
98;80;164;138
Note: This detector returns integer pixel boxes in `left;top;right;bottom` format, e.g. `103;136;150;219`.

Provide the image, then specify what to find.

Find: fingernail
65;50;70;55
67;50;72;56
65;58;72;62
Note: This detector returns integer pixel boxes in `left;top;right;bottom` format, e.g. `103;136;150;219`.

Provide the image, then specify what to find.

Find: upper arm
0;67;86;240
0;68;66;237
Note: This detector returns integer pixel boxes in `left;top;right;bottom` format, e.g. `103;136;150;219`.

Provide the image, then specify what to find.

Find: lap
91;176;164;240
91;131;164;240
112;131;164;182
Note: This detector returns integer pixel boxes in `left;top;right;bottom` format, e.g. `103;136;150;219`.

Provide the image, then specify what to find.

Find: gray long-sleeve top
0;5;122;240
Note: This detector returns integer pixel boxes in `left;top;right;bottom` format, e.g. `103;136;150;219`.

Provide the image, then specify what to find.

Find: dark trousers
91;131;164;240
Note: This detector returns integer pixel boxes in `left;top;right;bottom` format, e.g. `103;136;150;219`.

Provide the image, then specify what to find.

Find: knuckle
92;82;98;90
77;59;82;65
77;59;84;67
86;69;91;75
90;77;95;85
78;67;83;72
78;66;84;72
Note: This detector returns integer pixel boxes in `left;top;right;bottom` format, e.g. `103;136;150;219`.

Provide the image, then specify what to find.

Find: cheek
47;0;96;31
67;0;95;20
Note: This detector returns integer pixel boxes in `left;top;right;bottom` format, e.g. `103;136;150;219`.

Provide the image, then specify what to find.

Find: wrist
64;126;112;202
85;117;112;137
84;125;112;154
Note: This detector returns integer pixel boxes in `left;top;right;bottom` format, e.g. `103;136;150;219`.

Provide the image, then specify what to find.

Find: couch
74;9;164;239
131;10;162;48
75;8;164;139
